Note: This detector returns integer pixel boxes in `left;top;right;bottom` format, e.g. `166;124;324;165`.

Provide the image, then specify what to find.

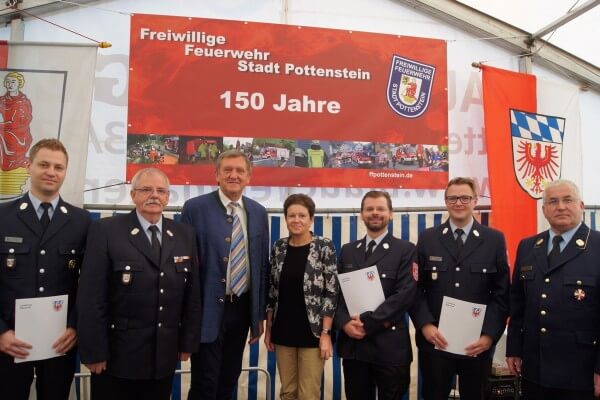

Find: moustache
144;199;162;206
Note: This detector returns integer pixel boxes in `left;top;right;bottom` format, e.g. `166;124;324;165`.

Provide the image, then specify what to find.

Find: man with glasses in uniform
77;167;201;400
507;179;600;399
410;177;510;400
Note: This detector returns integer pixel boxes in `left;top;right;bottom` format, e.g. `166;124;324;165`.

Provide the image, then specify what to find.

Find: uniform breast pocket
470;263;497;287
112;261;143;289
59;244;84;272
378;265;398;292
0;242;30;275
564;275;596;305
174;263;191;286
422;263;448;284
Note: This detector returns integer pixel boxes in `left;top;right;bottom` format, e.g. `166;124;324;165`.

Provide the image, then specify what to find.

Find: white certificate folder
437;296;487;356
337;266;385;316
14;294;68;363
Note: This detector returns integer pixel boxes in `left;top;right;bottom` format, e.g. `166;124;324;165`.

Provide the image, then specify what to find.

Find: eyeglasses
445;195;474;204
544;197;577;207
133;187;169;196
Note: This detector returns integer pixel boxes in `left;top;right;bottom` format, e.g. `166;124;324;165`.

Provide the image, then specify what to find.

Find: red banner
127;14;448;188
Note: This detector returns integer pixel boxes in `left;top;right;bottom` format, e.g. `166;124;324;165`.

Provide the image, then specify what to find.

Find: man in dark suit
182;150;270;400
0;138;91;400
507;179;600;400
409;177;510;400
334;190;417;400
77;167;201;400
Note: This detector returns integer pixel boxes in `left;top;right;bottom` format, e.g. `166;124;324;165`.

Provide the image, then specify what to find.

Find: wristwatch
321;328;331;335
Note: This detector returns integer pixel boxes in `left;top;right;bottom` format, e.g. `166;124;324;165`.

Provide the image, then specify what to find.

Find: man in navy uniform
507;179;600;399
334;190;417;400
182;150;270;400
410;177;510;400
77;168;201;400
0;138;91;399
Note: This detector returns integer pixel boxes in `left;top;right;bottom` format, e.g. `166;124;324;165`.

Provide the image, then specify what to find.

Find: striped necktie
228;202;248;296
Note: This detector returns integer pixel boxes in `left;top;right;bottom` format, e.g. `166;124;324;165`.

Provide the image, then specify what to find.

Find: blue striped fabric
83;209;600;400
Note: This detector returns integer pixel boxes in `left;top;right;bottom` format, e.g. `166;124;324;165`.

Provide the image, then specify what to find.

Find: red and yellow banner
127;14;448;188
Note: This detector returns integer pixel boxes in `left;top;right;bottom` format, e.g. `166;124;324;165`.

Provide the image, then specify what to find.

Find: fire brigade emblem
387;55;435;118
510;109;565;199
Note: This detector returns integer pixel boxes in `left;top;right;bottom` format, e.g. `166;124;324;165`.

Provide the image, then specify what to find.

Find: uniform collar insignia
19;202;28;210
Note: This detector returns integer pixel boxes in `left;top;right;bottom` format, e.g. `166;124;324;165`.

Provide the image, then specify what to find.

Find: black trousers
342;358;410;400
0;348;76;400
521;378;595;400
90;373;173;400
419;350;492;400
188;292;251;400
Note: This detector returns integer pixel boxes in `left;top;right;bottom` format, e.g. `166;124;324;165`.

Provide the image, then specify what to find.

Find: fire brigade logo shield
366;270;375;281
387;55;435;118
54;300;64;312
510;109;565;199
472;307;482;318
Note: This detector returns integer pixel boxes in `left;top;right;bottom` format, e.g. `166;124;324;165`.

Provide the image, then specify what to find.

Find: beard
364;217;389;232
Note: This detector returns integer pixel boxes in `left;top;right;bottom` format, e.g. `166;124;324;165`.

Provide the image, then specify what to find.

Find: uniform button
544;278;550;283
218;298;224;303
160;289;164;294
225;237;231;243
391;326;396;330
227;217;233;223
432;266;437;271
39;287;44;292
158;322;162;327
455;282;460;287
71;249;76;254
456;267;461;272
221;278;226;283
111;324;115;329
540;327;547;333
9;248;14;254
160;272;165;277
594;341;598;345
382;274;387;278
159;306;163;311
541;293;547;299
540;310;547;316
40;250;46;255
125;265;131;271
223;257;229;263
577;280;583;285
185;278;187;283
482;268;487;273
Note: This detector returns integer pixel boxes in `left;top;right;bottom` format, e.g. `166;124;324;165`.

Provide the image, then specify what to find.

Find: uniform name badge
6;255;16;269
122;272;132;285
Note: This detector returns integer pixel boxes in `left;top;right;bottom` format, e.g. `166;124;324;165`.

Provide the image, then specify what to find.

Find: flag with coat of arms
482;65;582;268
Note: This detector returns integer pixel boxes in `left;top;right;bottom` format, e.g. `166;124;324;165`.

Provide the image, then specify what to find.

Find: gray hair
542;179;581;202
130;168;170;189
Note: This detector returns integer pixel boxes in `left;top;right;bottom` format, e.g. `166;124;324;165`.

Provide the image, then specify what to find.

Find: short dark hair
28;138;69;164
216;150;251;174
283;193;316;218
361;190;392;211
445;177;478;198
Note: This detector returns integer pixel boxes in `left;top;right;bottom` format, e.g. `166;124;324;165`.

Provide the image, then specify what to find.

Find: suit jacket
268;235;338;339
181;190;270;342
77;211;201;380
334;233;417;366
409;219;510;358
0;194;90;335
507;224;600;391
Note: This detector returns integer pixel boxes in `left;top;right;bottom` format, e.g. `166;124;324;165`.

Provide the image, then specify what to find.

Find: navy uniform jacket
409;220;510;358
181;190;270;342
334;233;417;366
0;194;90;335
77;211;202;380
507;224;600;391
